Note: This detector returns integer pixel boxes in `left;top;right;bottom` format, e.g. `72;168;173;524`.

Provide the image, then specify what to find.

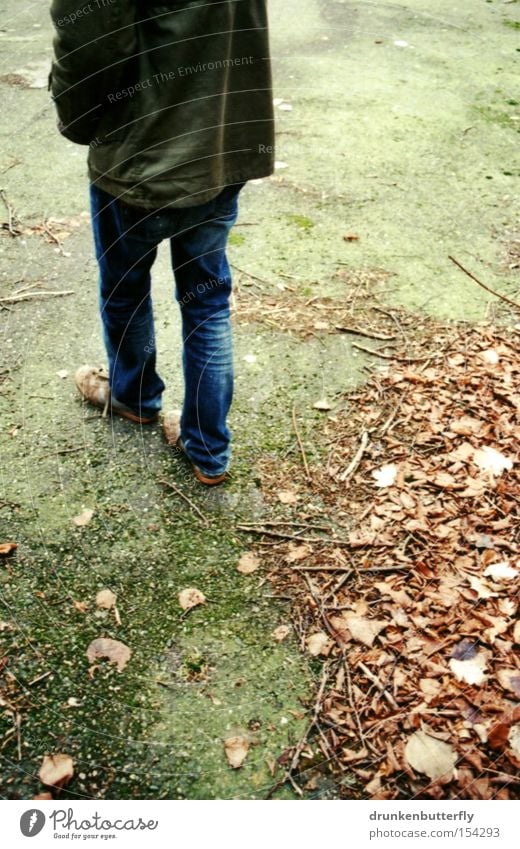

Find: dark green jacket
49;0;275;207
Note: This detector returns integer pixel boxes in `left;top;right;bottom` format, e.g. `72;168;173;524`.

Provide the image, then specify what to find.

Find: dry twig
0;189;21;236
351;341;433;363
448;255;520;311
339;429;369;481
159;479;210;526
0;290;74;307
292;403;311;483
335;325;396;341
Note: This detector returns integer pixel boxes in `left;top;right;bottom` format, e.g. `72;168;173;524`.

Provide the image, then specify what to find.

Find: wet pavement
0;0;518;799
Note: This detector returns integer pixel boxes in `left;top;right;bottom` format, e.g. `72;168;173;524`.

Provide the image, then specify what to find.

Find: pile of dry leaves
243;319;520;799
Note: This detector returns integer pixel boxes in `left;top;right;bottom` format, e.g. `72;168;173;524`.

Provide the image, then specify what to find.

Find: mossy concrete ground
0;0;518;799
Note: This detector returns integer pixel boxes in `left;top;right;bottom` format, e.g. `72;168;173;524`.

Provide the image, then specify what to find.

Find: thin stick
378;403;403;437
43;220;65;253
323;569;354;603
237;526;321;542
351;342;432;363
339;429;369;481
28;670;52;687
292;403;311;482
302;573;349;650
297;565;352;572
159;479;210;526
448;255;520;311
298;563;408;573
238;520;332;531
357;662;399;709
10;280;42;296
15;713;22;760
344;658;366;747
489;775;520;788
291;664;330;772
0;189;21;236
37;447;84;460
230;263;272;288
335;325;396;341
266;662;330;797
372;306;410;343
237;526;339;545
0;290;74;306
236;525;391;549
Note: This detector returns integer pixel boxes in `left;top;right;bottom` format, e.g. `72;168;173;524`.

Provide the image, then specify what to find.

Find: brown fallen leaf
38;753;74;789
483;616;509;643
224;735;250;769
496;669;520;698
0;542;17;557
178;587;206;611
419;678;442;702
96;589;117;609
272;624;291;642
266;757;277;777
313;398;333;411
405;731;457;782
449;654;487;685
95;589;121;624
343;233;359;242
285;543;311;563
483;561;518;581
372;463;398;488
450;415;483;436
306;631;333;656
433;471;458;489
73;508;94;527
343;614;386;648
237;552;260;574
467;575;497;600
277;490;298;505
509;725;520;759
488;721;512;751
479;348;499;365
473;446;513;476
86;638;131;672
366;774;382;795
450;638;478;661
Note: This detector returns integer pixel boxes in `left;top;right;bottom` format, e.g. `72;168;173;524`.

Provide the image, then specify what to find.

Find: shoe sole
192;466;227;486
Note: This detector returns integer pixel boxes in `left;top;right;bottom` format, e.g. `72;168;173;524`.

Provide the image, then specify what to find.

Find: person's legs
89;184;165;418
170;185;243;477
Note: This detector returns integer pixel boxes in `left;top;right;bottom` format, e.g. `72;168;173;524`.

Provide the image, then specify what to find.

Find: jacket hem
87;162;275;209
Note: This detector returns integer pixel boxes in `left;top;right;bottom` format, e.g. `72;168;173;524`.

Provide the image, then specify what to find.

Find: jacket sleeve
49;0;137;145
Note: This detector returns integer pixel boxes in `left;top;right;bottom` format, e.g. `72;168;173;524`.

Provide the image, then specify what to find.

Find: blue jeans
89;182;243;477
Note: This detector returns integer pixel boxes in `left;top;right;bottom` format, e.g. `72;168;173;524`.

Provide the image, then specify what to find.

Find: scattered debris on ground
240;316;520;799
234;266;396;339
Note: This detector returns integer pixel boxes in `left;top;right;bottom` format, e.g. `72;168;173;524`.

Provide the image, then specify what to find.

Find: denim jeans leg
170;189;241;476
90;184;165;416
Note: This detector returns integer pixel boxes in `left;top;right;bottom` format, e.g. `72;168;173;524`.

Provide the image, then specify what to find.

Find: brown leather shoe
161;410;228;486
74;366;158;425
